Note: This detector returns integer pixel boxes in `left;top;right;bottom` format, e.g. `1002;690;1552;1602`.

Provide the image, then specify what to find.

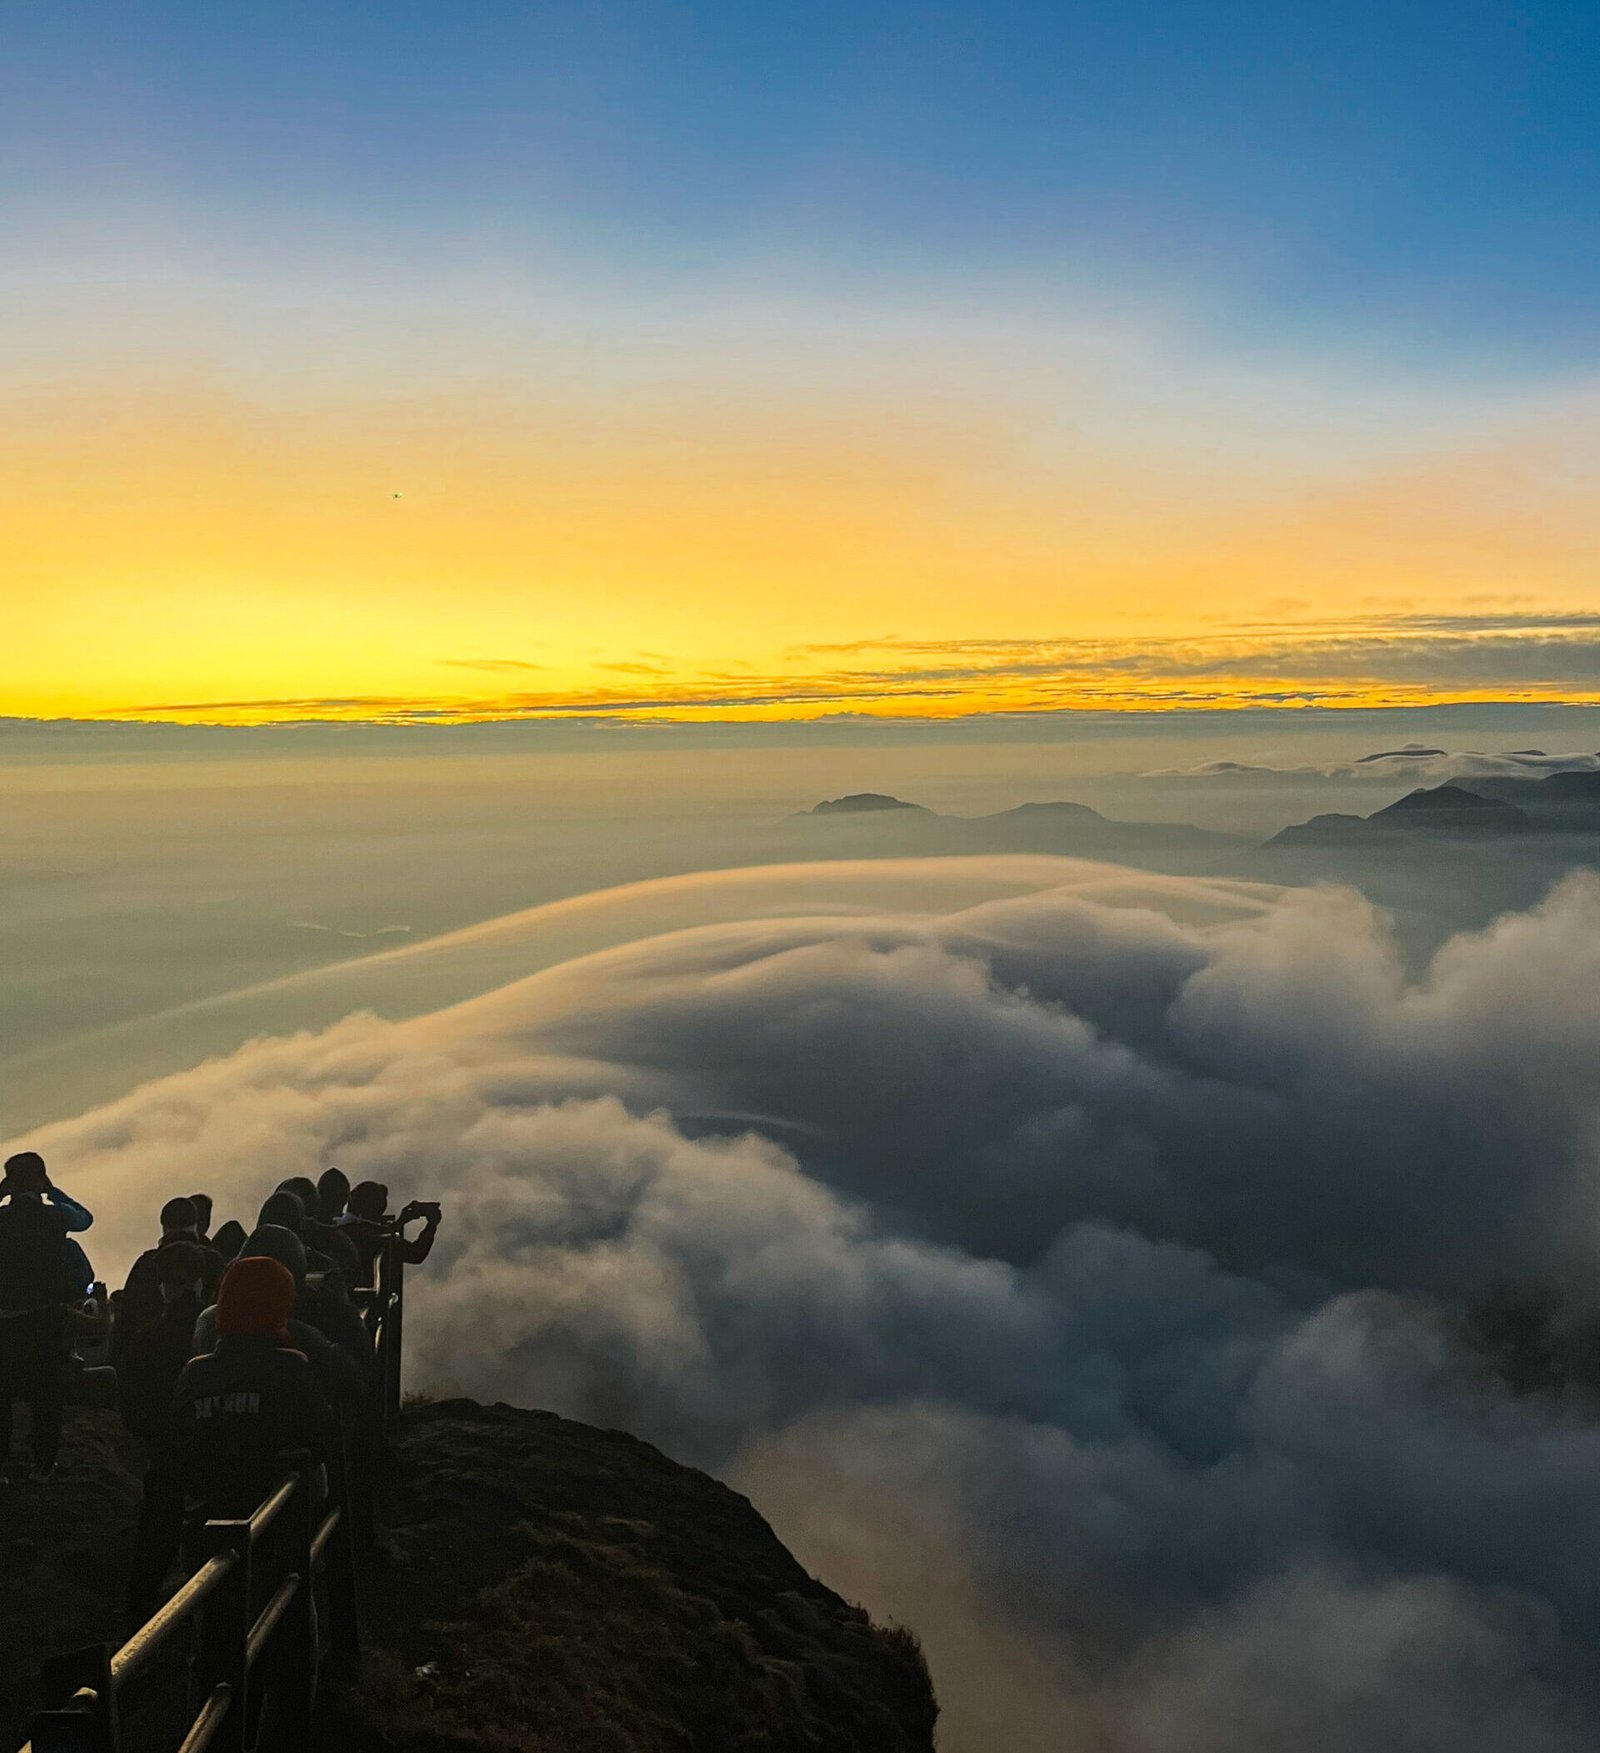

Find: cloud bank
21;858;1600;1751
1151;744;1600;785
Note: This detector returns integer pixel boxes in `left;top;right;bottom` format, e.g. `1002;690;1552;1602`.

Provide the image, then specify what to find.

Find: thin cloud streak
124;613;1600;725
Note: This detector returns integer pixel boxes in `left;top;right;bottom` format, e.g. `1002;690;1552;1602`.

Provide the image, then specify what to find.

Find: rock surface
0;1401;936;1753
350;1400;936;1751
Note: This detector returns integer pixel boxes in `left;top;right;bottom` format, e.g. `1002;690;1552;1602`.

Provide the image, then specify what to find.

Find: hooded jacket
161;1257;336;1515
165;1338;335;1515
191;1226;368;1396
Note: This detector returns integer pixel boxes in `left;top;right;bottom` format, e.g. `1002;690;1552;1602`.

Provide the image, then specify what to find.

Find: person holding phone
337;1182;443;1283
0;1150;96;1483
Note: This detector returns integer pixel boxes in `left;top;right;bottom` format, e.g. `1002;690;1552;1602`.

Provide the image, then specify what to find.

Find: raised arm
398;1202;441;1265
47;1182;94;1232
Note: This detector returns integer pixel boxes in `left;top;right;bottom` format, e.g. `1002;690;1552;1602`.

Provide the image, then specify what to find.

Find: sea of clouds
22;856;1600;1752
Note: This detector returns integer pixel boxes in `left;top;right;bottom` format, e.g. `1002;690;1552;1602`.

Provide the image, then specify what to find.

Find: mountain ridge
1268;784;1533;847
796;792;1241;850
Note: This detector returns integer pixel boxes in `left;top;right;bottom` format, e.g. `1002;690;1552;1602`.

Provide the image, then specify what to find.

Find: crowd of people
0;1148;443;1626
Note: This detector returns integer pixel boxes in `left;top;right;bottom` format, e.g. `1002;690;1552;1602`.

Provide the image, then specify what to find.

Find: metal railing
19;1236;407;1753
353;1231;406;1440
22;1449;359;1753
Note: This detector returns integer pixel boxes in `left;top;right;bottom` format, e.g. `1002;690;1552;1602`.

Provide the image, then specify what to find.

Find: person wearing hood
209;1218;248;1265
192;1225;370;1389
255;1192;333;1269
194;1224;379;1551
316;1167;350;1226
255;1192;370;1358
268;1180;361;1280
130;1256;336;1627
170;1257;336;1508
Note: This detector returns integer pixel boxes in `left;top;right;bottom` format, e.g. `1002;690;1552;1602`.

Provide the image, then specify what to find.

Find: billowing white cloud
20;858;1600;1751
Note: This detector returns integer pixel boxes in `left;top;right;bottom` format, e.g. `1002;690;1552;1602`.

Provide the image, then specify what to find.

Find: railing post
378;1233;405;1438
325;1413;363;1678
31;1645;117;1753
196;1520;252;1753
278;1460;315;1748
388;1249;405;1419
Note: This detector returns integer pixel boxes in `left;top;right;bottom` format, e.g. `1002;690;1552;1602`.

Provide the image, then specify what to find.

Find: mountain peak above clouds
1269;783;1532;847
1372;784;1528;823
797;793;1240;852
807;793;929;815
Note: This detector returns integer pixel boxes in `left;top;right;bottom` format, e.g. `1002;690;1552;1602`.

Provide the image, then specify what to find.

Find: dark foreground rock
345;1399;936;1752
0;1411;146;1744
0;1400;936;1753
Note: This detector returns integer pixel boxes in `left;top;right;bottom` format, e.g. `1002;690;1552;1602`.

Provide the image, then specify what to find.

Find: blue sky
6;0;1599;356
7;1;1600;729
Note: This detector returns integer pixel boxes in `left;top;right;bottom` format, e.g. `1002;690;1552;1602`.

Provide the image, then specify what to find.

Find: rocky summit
0;1401;936;1753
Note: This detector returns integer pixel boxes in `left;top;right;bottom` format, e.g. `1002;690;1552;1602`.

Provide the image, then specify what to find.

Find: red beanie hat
216;1255;296;1341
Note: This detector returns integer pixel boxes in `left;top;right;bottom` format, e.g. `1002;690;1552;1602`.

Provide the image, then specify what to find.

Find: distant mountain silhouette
1269;784;1532;847
808;793;931;815
797;794;1239;851
1376;785;1530;828
1452;766;1600;826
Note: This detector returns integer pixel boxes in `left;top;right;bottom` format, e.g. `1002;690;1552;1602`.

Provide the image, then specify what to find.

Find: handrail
109;1550;238;1687
245;1574;301;1668
309;1505;341;1565
246;1474;299;1542
20;1233;407;1753
173;1684;233;1753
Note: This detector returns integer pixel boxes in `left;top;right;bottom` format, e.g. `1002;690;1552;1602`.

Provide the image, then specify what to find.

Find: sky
4;0;1600;723
12;20;1600;1742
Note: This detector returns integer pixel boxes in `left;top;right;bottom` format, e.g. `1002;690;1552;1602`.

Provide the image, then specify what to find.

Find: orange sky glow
7;246;1599;725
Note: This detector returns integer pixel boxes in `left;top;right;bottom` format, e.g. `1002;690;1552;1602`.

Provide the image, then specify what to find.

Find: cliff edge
0;1401;936;1753
346;1399;936;1751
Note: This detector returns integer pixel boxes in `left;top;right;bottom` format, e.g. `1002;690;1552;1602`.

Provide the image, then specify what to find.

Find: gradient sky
5;1;1600;723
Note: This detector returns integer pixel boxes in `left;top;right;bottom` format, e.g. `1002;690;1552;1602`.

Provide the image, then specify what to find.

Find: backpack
0;1197;75;1311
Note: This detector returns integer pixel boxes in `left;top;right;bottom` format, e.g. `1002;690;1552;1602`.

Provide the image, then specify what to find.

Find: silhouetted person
175;1256;336;1506
256;1192;328;1275
195;1224;379;1550
339;1181;441;1284
116;1198;224;1361
210;1220;248;1265
130;1256;336;1625
316;1167;350;1225
186;1193;214;1243
118;1242;207;1445
254;1187;358;1284
61;1234;96;1302
193;1226;369;1387
0;1151;94;1482
272;1178;361;1279
276;1175;321;1212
